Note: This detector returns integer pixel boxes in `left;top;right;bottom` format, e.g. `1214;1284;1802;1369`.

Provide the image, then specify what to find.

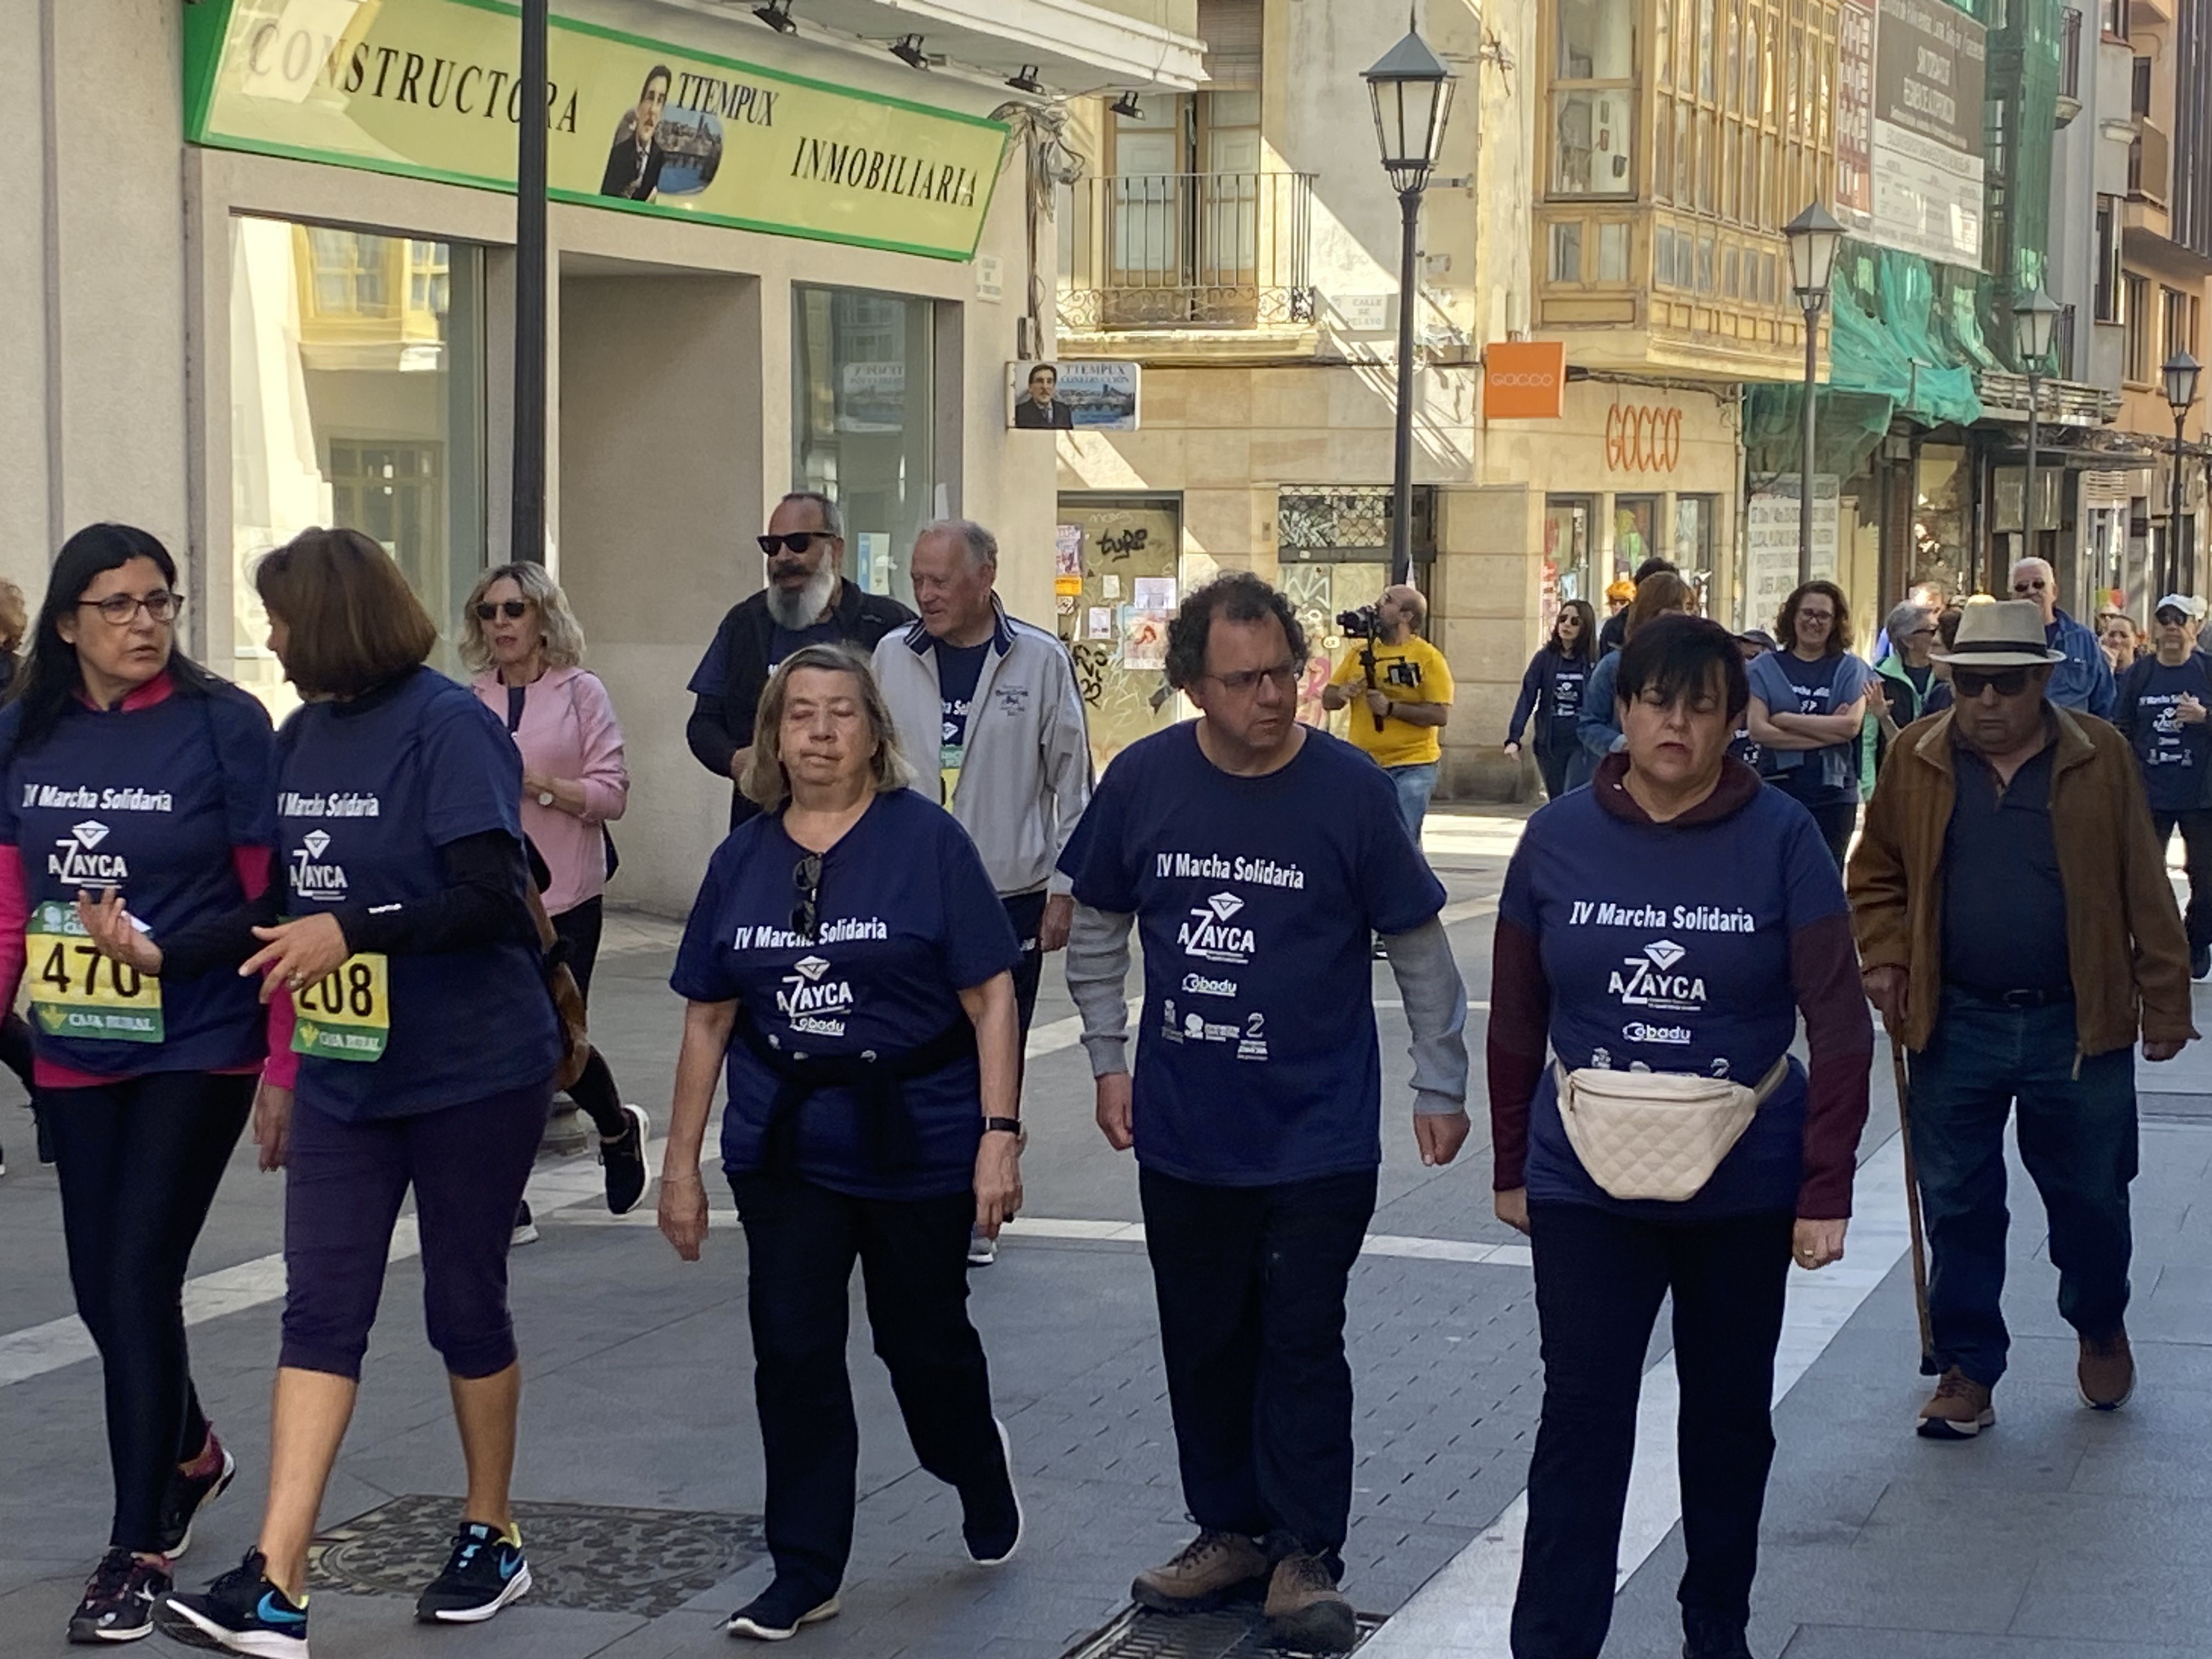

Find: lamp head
1006;65;1043;94
1783;201;1845;308
1362;24;1457;195
1109;90;1144;120
890;32;929;69
2013;285;2061;368
2165;351;2201;416
752;0;797;32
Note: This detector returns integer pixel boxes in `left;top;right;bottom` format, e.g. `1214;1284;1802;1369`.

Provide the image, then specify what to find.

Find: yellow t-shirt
1328;636;1454;768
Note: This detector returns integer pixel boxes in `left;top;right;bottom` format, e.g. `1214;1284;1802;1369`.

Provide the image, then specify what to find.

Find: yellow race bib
26;899;162;1043
291;953;391;1063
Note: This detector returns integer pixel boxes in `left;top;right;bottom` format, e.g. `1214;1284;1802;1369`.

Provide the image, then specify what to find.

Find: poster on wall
1744;478;1841;629
1053;524;1084;576
1119;608;1169;671
1008;362;1141;431
1832;0;1986;270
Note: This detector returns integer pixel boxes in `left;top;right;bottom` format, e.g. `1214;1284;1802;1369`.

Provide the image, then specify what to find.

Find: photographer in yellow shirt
1321;584;1453;844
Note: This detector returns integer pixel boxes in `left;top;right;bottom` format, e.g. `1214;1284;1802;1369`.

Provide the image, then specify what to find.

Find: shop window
1550;0;1637;198
229;217;486;707
792;286;939;607
1675;494;1718;574
1546;495;1597;604
1615;495;1662;573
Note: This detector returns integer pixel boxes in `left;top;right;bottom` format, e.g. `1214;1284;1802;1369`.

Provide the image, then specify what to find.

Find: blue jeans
1386;761;1439;845
1908;992;2138;1386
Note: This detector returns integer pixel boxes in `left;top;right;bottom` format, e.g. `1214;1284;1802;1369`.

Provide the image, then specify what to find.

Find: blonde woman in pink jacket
464;562;648;1228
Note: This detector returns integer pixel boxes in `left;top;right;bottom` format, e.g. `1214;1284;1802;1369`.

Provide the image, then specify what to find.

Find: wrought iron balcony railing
1059;171;1317;330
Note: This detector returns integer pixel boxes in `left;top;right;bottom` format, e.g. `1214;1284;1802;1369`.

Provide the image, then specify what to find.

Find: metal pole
1390;187;1421;589
2023;370;2040;574
1798;301;1818;585
2175;412;2190;596
511;0;549;563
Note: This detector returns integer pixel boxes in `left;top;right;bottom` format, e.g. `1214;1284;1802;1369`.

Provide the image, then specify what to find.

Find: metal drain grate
1061;1600;1387;1659
307;1495;766;1618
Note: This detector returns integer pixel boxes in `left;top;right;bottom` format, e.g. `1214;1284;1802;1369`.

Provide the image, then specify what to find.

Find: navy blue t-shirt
1547;659;1586;730
685;618;841;701
1500;781;1845;1217
1058;724;1446;1186
276;668;561;1120
935;639;990;753
670;788;1020;1199
2118;655;2212;812
0;681;275;1075
1749;650;1872;806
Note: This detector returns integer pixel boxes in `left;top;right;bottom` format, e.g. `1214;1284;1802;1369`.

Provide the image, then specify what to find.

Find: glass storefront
1546;494;1595;603
228;216;485;706
792;286;938;607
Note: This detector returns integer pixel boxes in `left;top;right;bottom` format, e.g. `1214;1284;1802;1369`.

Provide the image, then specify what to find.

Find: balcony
1058;172;1317;343
2129;118;2171;210
2058;8;2084;126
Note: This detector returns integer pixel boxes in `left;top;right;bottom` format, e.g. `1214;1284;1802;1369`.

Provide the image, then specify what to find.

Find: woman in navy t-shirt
149;529;563;1655
1489;616;1872;1659
0;524;275;1642
1505;598;1596;800
1746;580;1875;870
657;644;1025;1642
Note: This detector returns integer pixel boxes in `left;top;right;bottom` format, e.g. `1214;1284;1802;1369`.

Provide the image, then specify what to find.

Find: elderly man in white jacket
873;520;1094;1259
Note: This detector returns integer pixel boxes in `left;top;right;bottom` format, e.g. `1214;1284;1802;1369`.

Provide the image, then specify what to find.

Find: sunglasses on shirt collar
791;854;822;943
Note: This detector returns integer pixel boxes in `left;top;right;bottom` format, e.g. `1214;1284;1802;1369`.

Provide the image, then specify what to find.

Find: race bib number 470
291;953;391;1063
26;899;163;1043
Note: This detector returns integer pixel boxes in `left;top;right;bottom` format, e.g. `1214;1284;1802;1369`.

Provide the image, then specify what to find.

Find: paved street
2;807;2210;1656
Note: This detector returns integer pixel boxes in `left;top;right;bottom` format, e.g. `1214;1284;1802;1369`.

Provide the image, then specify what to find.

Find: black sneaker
511;1200;539;1248
961;1419;1023;1566
414;1521;531;1623
159;1431;236;1559
2192;941;2210;981
726;1579;840;1641
154;1549;308;1657
601;1104;651;1215
1683;1607;1756;1658
68;1548;170;1645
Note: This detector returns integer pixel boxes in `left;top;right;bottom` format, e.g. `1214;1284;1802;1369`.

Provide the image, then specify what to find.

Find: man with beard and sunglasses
1848;600;2195;1441
687;493;915;828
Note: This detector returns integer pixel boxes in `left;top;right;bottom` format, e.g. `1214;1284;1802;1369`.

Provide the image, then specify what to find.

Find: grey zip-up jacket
872;600;1095;898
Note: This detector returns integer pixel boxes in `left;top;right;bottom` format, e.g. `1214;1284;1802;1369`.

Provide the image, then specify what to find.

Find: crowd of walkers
8;501;2197;1659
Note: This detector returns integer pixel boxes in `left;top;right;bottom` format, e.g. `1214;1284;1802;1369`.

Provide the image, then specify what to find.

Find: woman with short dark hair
151;527;565;1653
1505;600;1598;800
1747;580;1875;870
1490;614;1874;1659
1570;572;1696;790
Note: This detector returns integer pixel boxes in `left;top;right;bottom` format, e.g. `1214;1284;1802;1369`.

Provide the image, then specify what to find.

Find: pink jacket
470;665;630;916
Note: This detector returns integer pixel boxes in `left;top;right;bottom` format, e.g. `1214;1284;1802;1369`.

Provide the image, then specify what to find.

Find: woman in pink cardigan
464;562;648;1226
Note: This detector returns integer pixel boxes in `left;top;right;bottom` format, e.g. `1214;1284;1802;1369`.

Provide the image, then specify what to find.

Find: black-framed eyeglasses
791;853;823;943
759;532;834;556
78;591;183;625
1204;661;1301;696
1953;667;2032;698
474;599;529;621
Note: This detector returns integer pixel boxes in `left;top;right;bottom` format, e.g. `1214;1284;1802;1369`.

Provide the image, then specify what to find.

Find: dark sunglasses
2157;608;2190;625
473;599;528;620
2011;579;2049;593
759;532;833;556
1952;667;2032;698
791;853;823;943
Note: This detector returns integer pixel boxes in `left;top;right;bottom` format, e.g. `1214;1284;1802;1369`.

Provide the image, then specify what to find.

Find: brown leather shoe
1131;1530;1269;1614
1915;1367;1995;1440
1263;1551;1356;1654
2079;1330;2135;1410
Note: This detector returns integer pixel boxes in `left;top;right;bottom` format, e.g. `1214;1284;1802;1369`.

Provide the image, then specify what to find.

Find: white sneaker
966;1228;997;1267
511;1200;539;1248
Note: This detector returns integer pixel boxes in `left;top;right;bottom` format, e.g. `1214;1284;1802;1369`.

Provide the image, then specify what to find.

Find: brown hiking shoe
2079;1330;2135;1410
1263;1551;1355;1654
1131;1530;1269;1614
1915;1367;1995;1440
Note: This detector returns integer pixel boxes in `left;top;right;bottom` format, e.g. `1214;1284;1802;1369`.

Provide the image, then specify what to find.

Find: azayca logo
777;954;856;1037
48;820;126;883
291;829;348;901
1177;891;1255;964
1608;939;1706;1012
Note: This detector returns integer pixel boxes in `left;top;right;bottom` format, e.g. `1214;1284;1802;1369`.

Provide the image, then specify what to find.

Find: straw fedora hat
1928;599;2066;668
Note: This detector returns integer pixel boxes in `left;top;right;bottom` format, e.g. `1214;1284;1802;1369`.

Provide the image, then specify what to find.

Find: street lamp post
2013;286;2061;572
1363;23;1456;589
2164;351;2200;595
512;0;549;563
1783;204;1844;586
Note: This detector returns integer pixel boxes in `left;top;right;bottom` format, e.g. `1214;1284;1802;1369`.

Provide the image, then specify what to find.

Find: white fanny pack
1553;1057;1791;1203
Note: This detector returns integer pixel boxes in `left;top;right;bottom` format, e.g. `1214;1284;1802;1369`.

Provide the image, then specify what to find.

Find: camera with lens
1336;604;1380;639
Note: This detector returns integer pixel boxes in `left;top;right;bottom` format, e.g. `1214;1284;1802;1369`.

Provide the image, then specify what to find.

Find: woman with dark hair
1570;571;1695;790
0;524;276;1641
145;527;563;1654
1747;580;1876;870
1505;600;1598;800
1489;614;1872;1659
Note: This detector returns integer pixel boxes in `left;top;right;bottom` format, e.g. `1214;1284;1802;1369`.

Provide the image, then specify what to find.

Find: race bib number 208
291;953;391;1063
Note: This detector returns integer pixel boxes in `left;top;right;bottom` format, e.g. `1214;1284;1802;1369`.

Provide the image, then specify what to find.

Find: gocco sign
1604;403;1683;473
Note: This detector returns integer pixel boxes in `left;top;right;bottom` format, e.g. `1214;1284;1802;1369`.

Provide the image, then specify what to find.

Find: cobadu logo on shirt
290;830;348;901
1177;891;1255;964
777;954;856;1037
48;820;128;883
1607;938;1706;1013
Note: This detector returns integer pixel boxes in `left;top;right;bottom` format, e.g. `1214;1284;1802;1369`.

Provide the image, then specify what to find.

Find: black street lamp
2013;285;2061;568
1783;202;1844;585
1363;22;1455;588
512;0;548;563
2164;350;2200;594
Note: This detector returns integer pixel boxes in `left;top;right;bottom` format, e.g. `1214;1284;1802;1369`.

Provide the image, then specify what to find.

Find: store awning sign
183;0;1009;261
1483;341;1566;420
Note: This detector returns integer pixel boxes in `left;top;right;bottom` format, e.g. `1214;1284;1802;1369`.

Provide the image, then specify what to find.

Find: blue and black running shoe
413;1521;532;1624
154;1549;308;1657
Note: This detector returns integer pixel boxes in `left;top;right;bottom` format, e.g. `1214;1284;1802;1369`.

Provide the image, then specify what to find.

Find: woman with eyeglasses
1747;581;1875;870
0;524;276;1642
464;563;647;1227
658;642;1025;1643
1505;599;1598;800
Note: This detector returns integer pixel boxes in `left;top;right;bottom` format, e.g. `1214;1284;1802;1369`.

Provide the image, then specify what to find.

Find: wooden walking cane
1890;1037;1937;1375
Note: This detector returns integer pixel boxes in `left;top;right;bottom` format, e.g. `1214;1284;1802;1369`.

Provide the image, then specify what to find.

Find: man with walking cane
1847;600;2196;1439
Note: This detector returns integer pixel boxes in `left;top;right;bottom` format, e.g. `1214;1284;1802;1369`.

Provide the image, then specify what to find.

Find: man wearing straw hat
1848;599;2195;1439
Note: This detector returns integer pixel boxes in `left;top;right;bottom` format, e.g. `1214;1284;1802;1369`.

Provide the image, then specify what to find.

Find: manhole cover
1061;1599;1386;1659
308;1496;765;1618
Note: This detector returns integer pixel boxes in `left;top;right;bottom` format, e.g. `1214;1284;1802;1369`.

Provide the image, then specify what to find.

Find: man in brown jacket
1848;600;2195;1440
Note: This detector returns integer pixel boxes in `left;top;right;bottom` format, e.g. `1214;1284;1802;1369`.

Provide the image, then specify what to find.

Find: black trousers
46;1071;254;1553
2151;809;2212;951
1138;1165;1376;1559
1534;743;1575;803
733;1171;1006;1598
551;896;625;1139
1002;890;1048;1047
1802;799;1856;871
1511;1203;1793;1659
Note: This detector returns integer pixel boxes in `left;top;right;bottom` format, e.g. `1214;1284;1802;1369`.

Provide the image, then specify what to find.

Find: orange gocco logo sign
1484;341;1566;419
1605;403;1683;473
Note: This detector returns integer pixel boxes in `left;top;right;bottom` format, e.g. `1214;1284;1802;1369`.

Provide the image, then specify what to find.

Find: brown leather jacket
1847;704;2196;1057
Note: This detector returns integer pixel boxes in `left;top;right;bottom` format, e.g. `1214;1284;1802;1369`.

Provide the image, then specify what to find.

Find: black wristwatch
982;1117;1023;1136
